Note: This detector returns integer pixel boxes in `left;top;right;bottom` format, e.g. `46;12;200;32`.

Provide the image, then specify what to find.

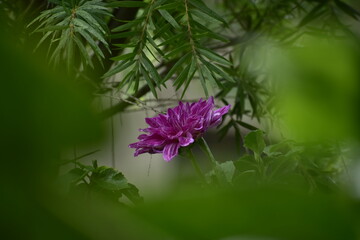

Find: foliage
59;158;143;204
2;0;360;239
27;0;111;70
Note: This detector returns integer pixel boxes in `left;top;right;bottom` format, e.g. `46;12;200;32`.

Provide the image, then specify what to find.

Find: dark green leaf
106;1;148;8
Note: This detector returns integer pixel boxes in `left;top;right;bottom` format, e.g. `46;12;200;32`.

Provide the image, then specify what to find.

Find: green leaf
198;66;209;97
192;21;229;42
335;0;360;20
298;2;326;27
165;44;189;58
91;167;129;191
112;21;139;32
173;64;190;88
35;31;53;50
201;64;219;88
66;37;74;71
158;9;181;29
113;43;137;48
197;47;231;66
61;168;88;184
35;25;69;32
244;130;266;155
111;31;139;39
106;1;148;8
164;52;191;81
76;9;106;34
159;32;185;46
180;56;197;98
73;18;108;47
141;53;162;85
111;52;136;61
236;120;258;131
73;35;93;67
103;60;135;78
146;34;164;56
156;2;181;10
189;0;227;25
217;161;236;183
77;29;105;58
140;66;158;98
200;58;234;83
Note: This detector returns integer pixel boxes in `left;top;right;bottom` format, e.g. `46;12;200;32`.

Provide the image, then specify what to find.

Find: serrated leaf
122;183;143;204
244;130;266;155
91;167;129;191
218;161;236;182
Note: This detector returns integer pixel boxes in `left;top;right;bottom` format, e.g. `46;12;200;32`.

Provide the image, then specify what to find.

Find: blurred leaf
244;130;266;155
91;167;129;191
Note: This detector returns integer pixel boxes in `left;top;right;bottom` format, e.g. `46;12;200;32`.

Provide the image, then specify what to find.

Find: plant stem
187;148;205;181
198;137;217;167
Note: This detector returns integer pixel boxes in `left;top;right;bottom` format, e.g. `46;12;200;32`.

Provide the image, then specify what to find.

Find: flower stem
186;148;205;181
198;137;217;167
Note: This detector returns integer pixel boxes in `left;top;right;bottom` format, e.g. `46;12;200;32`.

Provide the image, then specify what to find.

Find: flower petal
179;132;194;147
145;118;160;127
163;143;180;161
210;105;231;127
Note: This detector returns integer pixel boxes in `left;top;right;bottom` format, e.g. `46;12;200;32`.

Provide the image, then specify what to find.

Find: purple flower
129;97;230;161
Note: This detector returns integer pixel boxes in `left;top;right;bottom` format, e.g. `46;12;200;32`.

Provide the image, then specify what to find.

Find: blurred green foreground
1;34;360;240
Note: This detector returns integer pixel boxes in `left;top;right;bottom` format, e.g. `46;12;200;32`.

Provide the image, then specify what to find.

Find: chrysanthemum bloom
129;97;230;161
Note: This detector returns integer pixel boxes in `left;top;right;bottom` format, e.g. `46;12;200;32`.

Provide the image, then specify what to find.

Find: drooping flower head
129;97;230;161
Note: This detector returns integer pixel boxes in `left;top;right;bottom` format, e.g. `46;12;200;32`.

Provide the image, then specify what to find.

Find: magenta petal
214;105;231;116
179;132;194;147
163;143;180;161
145;118;160;127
